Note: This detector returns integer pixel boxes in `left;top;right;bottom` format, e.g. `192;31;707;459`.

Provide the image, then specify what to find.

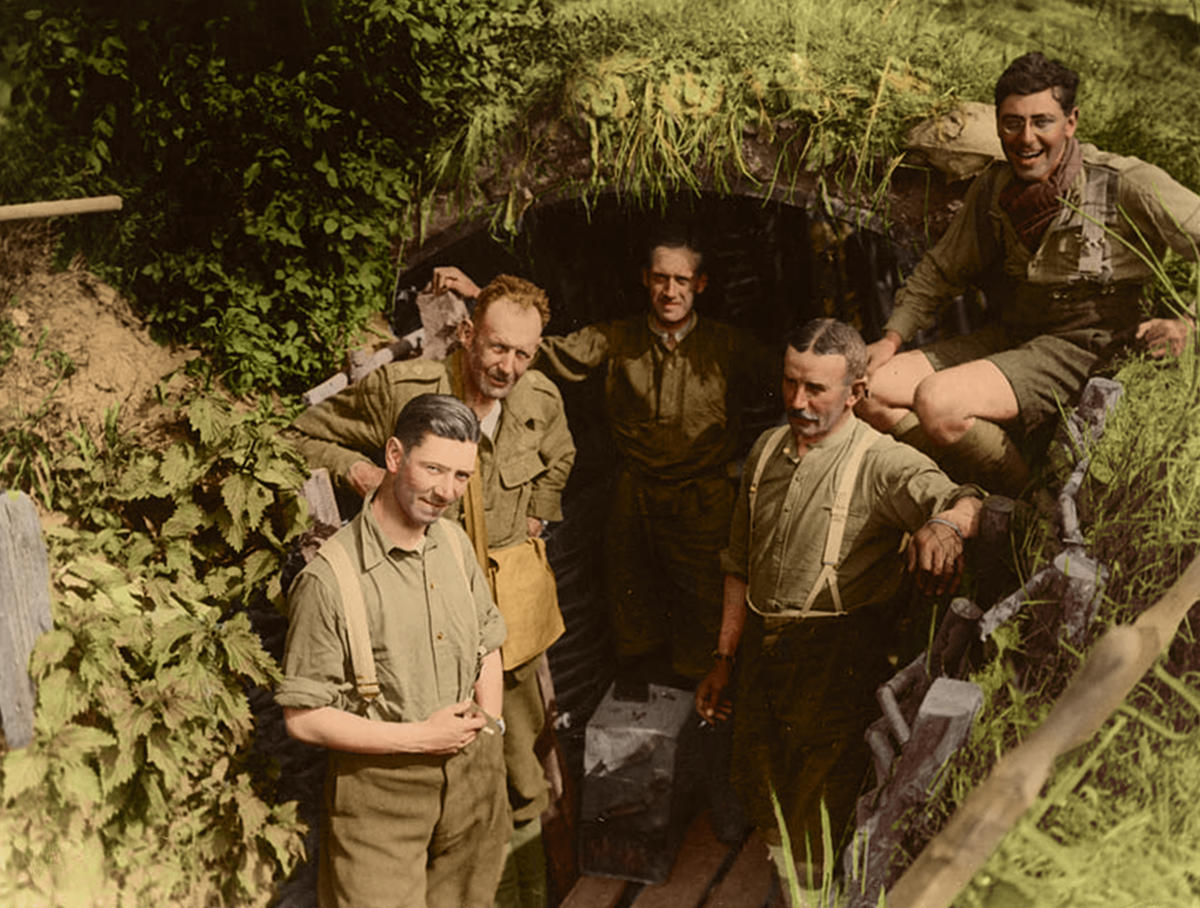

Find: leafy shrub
0;389;311;906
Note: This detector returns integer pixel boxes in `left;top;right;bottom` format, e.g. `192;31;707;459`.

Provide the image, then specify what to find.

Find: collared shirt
537;314;778;482
647;311;698;349
287;348;576;549
276;493;505;721
721;415;973;619
886;143;1200;343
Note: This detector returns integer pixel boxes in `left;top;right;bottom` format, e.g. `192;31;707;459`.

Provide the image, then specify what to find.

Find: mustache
788;408;820;421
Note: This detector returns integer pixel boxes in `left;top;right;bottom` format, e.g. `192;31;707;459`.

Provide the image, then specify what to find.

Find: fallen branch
885;551;1200;908
0;195;123;222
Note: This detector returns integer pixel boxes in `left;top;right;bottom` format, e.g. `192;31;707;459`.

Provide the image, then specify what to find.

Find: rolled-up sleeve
275;571;355;711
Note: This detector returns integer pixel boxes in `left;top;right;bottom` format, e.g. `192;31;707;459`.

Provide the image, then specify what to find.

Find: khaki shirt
537;314;777;482
886;144;1200;343
288;349;576;549
721;416;973;619
276;496;505;721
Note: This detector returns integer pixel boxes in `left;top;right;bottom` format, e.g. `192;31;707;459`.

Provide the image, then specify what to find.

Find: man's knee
912;374;966;446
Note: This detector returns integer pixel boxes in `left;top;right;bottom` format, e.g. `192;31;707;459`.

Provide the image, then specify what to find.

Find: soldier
287;275;575;906
696;319;983;880
860;51;1200;494
278;394;508;908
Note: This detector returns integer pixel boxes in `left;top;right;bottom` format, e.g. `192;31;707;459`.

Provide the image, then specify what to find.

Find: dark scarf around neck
998;136;1082;252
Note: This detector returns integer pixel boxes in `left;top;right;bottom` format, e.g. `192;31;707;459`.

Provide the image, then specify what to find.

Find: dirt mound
0;223;195;444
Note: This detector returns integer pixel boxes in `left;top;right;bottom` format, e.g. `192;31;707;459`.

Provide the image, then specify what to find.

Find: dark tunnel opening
389;190;970;773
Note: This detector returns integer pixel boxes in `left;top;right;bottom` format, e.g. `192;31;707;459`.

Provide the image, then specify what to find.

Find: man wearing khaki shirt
287;275;575;905
696;319;983;879
278;394;507;908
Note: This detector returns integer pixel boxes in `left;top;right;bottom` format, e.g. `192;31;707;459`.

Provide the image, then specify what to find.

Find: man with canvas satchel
288;275;576;905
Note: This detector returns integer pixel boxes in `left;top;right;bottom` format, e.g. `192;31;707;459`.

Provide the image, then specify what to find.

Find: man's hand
907;519;965;596
1136;317;1194;358
695;661;734;724
417;699;488;754
526;516;545;539
432;266;481;299
348;460;385;498
866;331;902;377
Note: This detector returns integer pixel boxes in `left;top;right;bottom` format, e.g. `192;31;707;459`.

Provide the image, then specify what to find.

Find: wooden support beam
0;491;53;749
0;195;123;222
886;552;1200;908
702;832;773;908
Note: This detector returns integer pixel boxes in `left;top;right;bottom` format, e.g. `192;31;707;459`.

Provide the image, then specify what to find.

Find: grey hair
785;318;868;384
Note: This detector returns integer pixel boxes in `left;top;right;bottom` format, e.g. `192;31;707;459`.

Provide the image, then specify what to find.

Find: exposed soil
0;221;196;445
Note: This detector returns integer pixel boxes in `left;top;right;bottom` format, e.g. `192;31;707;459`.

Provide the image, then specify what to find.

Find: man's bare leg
862;356;1030;495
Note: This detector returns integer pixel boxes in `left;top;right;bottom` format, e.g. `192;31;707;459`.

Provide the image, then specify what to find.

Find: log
0;195;122;223
0;491;53;749
885;552;1200;908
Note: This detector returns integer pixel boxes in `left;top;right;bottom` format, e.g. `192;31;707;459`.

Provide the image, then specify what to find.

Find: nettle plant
0;390;311;907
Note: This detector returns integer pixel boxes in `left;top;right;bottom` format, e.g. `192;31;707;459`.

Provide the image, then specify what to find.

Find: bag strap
319;535;380;702
799;430;877;617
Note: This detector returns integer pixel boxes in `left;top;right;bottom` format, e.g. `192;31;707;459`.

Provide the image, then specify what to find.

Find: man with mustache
287;275;575;906
278;394;507;907
695;318;982;883
859;51;1200;495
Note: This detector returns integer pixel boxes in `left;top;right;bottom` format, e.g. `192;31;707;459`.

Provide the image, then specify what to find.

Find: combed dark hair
393;393;480;452
785;318;868;383
474;273;552;328
646;225;705;274
994;52;1079;115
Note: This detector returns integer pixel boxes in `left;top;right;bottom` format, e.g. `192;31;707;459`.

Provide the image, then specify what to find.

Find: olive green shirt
886;144;1200;343
288;349;576;549
537;314;777;482
721;416;974;618
276;495;505;721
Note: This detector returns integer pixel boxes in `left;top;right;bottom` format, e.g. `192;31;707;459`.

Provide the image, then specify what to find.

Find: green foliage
0;0;547;393
3;0;1199;394
0;388;310;906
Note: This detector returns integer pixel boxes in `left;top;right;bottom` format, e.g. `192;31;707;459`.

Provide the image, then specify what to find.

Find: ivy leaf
54;725;116;755
162;501;205;538
235;785;271;837
216;506;248;552
158;443;198;492
241;549;278;588
57;761;102;808
36;669;92;732
97;743;138;795
188;397;231;447
145;727;184;793
30;629;75;676
2;748;51;800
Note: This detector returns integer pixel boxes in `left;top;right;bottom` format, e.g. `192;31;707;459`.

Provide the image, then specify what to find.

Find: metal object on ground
846;678;984;908
579;683;699;884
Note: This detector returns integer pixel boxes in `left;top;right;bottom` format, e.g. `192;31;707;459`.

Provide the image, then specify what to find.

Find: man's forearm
284;706;427;754
716;574;750;657
933;494;984;540
474;648;503;719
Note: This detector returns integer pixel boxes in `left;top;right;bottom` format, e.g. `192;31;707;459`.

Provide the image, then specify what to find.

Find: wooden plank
702;831;773;908
0;491;53;748
558;874;628;908
0;195;122;222
632;811;736;908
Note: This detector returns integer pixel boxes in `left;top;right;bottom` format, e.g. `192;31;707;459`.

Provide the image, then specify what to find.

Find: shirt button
436;632;444;640
430;581;436;589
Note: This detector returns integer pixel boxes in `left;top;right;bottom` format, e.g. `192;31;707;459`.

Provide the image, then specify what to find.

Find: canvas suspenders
746;425;876;618
318;518;471;702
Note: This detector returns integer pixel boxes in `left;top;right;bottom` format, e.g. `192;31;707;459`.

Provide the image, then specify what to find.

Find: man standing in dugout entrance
859;51;1200;495
286;275;575;907
696;318;983;880
278;394;508;908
